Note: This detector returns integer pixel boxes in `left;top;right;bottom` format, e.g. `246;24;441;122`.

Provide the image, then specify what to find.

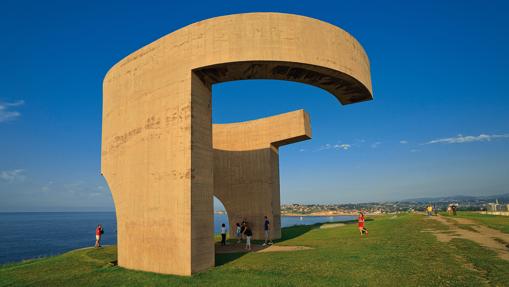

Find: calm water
0;212;355;264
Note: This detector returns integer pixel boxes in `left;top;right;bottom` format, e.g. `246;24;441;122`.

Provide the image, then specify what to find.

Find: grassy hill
1;214;508;287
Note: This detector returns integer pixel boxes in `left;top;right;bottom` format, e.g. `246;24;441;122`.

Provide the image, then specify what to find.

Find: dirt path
424;216;509;261
215;243;312;254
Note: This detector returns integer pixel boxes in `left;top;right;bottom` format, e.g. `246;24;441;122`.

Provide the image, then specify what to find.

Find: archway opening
213;196;229;237
211;78;332;214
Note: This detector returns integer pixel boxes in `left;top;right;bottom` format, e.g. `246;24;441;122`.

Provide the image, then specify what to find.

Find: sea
0;212;355;265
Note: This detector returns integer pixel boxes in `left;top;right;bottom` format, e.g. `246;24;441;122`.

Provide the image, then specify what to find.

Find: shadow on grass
215;252;245;267
276;219;361;242
277;224;315;242
215;219;360;266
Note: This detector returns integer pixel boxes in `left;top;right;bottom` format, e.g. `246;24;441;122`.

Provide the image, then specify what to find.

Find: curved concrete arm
213;109;311;151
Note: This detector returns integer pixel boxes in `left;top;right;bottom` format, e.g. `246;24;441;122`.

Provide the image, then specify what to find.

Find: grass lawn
442;212;509;234
1;214;508;287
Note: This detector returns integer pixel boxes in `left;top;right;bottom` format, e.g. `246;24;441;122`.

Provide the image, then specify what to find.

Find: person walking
426;205;433;216
243;223;253;250
358;212;368;238
235;222;242;243
220;223;227;246
95;224;104;248
262;216;273;246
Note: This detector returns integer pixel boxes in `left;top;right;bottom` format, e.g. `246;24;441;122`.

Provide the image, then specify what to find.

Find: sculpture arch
102;12;373;275
213;109;311;240
212;195;230;231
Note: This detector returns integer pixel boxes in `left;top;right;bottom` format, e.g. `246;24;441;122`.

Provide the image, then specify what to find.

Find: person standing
426;205;433;216
240;220;247;241
243;224;253;250
220;223;227;246
262;216;273;246
95;224;104;248
235;222;242;243
358;212;368;238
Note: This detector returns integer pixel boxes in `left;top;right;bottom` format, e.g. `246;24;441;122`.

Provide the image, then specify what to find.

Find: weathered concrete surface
213;109;311;240
102;12;373;275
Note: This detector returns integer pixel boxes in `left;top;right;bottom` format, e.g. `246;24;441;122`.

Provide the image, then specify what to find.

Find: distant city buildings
215;196;508;215
279;197;508;215
487;199;509;212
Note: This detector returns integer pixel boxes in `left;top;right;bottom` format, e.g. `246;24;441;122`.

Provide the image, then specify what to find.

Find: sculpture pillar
213;109;312;240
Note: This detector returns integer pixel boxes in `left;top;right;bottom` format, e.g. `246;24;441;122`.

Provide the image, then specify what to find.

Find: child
235;222;241;243
243;224;253;250
358;212;368;238
220;223;227;246
240;220;247;240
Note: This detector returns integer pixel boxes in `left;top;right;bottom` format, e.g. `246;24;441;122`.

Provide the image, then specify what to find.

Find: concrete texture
102;12;373;275
213;109;311;240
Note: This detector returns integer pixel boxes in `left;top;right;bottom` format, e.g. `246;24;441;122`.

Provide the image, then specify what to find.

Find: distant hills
401;193;509;203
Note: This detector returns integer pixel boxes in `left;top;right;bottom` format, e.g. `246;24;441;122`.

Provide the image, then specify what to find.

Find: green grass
1;214;508;287
450;239;509;286
442;212;509;234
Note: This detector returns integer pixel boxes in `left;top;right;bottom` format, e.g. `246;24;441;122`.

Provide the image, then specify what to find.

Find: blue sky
0;0;508;211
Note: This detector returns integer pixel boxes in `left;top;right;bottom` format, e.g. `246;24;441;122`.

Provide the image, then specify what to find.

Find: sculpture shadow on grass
215;252;246;267
214;224;314;267
215;219;360;266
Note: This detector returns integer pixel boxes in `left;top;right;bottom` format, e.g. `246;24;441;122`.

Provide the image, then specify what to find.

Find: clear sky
1;0;508;211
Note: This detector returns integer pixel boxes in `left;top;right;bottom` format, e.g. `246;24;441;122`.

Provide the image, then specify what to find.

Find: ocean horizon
0;212;355;265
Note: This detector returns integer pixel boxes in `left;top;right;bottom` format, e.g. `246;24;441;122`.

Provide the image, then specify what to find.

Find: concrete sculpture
214;109;311;240
102;12;373;275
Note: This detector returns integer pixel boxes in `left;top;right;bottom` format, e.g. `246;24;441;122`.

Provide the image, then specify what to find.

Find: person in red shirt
95;224;104;248
358;212;368;237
